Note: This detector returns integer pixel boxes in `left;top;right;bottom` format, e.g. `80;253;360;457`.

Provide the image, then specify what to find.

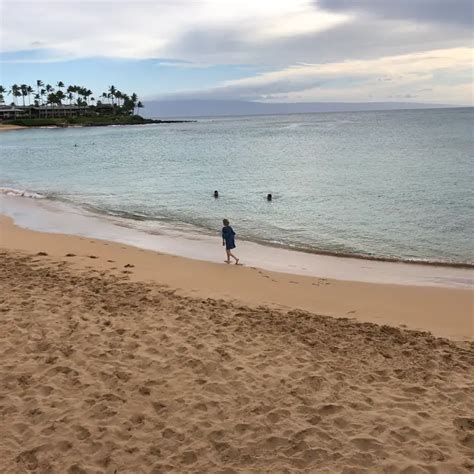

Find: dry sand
1;216;473;473
0;124;27;132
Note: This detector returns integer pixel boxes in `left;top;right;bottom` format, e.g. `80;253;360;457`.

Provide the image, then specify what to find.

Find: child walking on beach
222;219;239;264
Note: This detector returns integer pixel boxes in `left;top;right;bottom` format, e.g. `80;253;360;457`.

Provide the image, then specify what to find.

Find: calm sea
1;108;473;265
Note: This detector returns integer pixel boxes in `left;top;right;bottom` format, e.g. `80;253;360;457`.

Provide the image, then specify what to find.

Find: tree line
0;81;144;115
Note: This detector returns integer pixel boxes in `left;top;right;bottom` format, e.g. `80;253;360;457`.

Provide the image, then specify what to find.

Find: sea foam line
0;187;45;199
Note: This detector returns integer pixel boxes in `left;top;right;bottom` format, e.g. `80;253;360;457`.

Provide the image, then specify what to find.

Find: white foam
0;187;45;199
1;193;473;289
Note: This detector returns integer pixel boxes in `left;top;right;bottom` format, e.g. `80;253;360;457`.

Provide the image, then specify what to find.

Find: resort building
0;104;100;121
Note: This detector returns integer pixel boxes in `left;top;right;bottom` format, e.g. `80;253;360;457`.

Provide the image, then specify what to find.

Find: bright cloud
1;0;348;60
1;0;472;104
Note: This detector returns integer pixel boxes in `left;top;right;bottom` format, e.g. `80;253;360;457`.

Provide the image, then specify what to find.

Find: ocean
1;107;473;266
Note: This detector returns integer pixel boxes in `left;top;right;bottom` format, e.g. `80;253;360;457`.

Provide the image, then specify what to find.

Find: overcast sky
1;0;472;104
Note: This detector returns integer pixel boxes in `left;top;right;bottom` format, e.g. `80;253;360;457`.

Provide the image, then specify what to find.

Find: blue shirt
222;226;236;249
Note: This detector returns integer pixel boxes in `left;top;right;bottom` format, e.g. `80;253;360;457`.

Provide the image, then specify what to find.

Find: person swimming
214;190;219;198
222;218;239;264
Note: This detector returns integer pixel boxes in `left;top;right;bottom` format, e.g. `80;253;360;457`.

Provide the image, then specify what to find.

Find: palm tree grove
0;81;149;127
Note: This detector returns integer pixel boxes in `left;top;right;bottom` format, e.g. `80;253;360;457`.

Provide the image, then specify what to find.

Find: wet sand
0;215;472;340
0;216;473;472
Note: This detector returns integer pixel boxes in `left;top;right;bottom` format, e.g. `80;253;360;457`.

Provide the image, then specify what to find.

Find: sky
0;0;473;105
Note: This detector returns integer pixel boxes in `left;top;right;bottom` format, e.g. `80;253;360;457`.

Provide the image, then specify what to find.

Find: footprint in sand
36;252;48;256
65;253;76;257
88;255;98;259
124;264;135;268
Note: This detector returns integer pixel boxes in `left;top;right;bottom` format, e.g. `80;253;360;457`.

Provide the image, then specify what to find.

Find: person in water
214;190;219;198
222;218;239;264
267;193;272;201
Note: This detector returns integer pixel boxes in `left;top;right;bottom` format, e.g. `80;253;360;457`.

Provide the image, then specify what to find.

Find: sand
0;216;472;341
1;216;473;472
0;124;27;132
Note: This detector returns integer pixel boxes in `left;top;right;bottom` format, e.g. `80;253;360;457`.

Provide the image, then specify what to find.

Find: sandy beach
0;124;27;132
1;216;473;473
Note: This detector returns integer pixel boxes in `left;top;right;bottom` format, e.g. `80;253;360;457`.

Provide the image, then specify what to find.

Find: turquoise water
1;108;473;265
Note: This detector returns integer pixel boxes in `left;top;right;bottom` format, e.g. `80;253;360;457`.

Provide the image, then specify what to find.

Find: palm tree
0;86;6;104
36;80;44;103
137;101;144;116
57;81;65;91
56;90;66;106
20;84;28;106
45;85;54;117
9;84;20;106
85;89;93;105
66;85;75;102
27;85;34;105
40;88;46;106
108;85;116;104
34;94;40;106
131;93;138;114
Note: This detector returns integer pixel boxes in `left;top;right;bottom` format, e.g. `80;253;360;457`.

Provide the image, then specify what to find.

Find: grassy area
5;115;159;128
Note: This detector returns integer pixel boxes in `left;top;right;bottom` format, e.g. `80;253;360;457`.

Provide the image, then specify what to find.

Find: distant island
0;82;193;128
142;99;461;118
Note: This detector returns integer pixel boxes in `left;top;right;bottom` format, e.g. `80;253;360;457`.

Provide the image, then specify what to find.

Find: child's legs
228;249;238;262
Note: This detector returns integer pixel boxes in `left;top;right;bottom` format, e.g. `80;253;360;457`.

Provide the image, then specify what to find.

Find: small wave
0;187;46;199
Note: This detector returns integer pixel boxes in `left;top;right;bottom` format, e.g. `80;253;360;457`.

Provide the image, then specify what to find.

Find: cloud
317;0;473;27
0;0;348;62
151;47;473;105
2;0;470;66
1;0;472;104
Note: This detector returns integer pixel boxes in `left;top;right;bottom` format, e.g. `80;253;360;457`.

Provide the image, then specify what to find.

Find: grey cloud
167;17;470;67
317;0;473;27
156;75;327;101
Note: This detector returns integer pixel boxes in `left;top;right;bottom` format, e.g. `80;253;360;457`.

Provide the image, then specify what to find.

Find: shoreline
1;186;472;271
1;213;472;341
1;193;473;290
0;119;196;131
0;124;27;131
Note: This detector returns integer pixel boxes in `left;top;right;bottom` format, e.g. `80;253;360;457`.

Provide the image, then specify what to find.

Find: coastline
0;118;195;131
0;124;27;131
1;213;472;340
1;193;472;289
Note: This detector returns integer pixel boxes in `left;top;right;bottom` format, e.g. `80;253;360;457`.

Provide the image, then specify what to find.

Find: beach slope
0;218;473;472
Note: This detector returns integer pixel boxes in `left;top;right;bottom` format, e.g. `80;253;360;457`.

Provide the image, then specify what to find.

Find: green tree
131;93;138;114
36;80;44;103
27;85;34;105
137;101;144;116
40;88;47;106
56;90;66;105
10;84;21;106
20;84;28;106
0;85;6;104
108;85;116;105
